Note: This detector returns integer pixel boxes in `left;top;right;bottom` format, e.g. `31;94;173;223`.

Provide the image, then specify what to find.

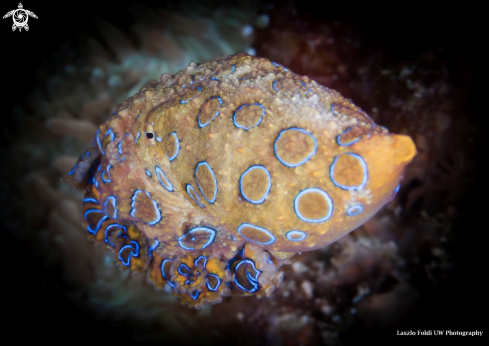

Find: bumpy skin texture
65;53;416;308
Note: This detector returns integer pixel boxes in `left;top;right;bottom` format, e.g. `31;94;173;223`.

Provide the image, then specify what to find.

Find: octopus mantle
65;53;416;308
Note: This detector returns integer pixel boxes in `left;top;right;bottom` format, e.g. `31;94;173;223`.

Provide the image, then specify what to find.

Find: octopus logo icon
3;3;37;32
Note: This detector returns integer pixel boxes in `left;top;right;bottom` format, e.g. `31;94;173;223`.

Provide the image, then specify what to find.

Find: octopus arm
62;139;101;190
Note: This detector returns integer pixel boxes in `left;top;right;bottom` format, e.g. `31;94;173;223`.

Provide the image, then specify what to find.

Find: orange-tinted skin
65;53;416;308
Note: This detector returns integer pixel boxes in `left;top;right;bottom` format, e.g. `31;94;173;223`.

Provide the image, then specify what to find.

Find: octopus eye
146;132;154;139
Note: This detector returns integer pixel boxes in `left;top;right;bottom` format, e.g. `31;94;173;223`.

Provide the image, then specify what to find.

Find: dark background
2;0;487;344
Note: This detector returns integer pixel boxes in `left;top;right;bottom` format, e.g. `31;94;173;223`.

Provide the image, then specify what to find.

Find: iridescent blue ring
234;259;260;293
186;184;203;207
239;165;272;204
130;190;162;225
195;161;218;204
155;166;174;192
104;195;117;219
198;96;223;128
346;205;363;216
101;165;112;183
160;259;175;288
330;153;368;190
232;103;266;131
336;126;361;146
286;230;307;241
177;227;216;250
206;274;221;291
118;240;139;266
194;255;208;268
84;209;107;234
274;127;317;168
237;223;275;245
104;224;126;247
168;132;180;161
294;187;333;223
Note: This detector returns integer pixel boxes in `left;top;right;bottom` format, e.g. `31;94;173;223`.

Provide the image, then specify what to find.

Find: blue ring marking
130;190;162;225
272;80;279;93
135;132;141;144
210;76;219;81
96;129;115;155
198;96;223;128
237;223;276;245
206;274;221;291
116;134;128;159
330;153;368;190
112;111;117;115
86;150;90;156
83;197;98;204
294;188;334;223
117;241;138;266
189;290;200;300
336;127;361;146
156;136;162;142
180;87;202;104
168;132;180;162
149;239;160;258
186;184;203;207
232;103;266;131
104;224;126;246
160;259;175;288
155;166;174;192
178;263;191;276
101;164;112;183
234;259;260;293
273;79;309;95
286;230;307;241
118;245;133;266
274;127;317;168
346;205;363;216
232;64;236;72
239;165;272;204
104;196;117;219
195;161;218;204
84;209;108;234
194;255;208;269
145;169;152;177
177;227;216;250
118;232;128;239
131;240;140;257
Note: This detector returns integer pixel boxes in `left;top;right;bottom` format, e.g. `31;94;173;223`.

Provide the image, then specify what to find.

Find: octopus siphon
65;53;416;308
